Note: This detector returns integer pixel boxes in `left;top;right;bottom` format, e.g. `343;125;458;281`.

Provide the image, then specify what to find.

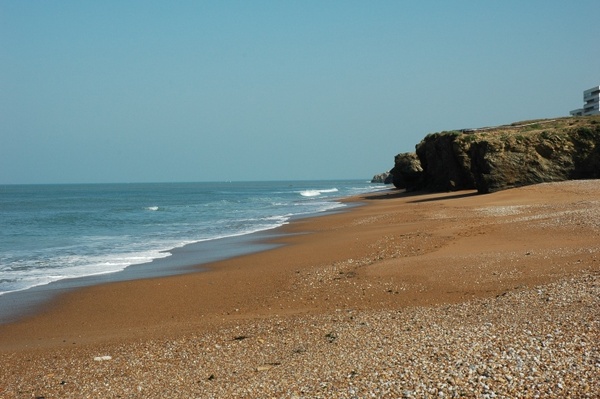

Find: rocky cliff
390;116;600;193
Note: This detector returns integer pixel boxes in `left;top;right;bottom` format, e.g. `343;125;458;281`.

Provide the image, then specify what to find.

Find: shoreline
0;192;375;345
1;180;599;397
0;180;380;323
0;195;365;325
0;228;286;325
1;180;599;348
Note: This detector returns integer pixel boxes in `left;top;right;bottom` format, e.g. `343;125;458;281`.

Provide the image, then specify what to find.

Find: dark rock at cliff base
389;152;423;190
391;116;600;194
415;132;476;192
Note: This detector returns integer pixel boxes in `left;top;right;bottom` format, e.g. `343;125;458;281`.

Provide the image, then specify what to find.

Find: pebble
92;355;112;361
1;272;598;398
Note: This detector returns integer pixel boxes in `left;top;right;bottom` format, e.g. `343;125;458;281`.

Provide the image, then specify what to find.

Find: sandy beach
1;180;598;398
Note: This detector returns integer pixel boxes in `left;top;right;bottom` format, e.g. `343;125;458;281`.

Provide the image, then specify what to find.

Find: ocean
0;180;388;314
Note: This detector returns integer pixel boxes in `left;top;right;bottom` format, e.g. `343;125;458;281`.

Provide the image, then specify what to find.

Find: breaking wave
299;188;339;197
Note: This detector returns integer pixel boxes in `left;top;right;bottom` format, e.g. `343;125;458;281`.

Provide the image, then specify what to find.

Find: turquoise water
0;180;387;297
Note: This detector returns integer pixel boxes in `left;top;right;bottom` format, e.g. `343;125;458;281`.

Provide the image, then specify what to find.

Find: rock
389;152;424;190
371;172;392;184
469;122;600;193
389;116;600;194
93;355;112;361
415;132;475;191
325;331;338;343
256;362;281;371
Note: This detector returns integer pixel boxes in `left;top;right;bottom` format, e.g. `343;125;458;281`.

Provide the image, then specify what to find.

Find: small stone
325;331;338;343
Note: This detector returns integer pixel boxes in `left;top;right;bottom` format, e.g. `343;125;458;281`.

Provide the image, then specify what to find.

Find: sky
1;1;599;184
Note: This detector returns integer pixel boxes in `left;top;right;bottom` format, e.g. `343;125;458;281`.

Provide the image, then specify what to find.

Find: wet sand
1;181;599;398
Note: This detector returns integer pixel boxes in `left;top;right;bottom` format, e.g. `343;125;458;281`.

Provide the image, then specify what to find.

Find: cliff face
414;131;475;192
390;116;600;193
390;152;423;190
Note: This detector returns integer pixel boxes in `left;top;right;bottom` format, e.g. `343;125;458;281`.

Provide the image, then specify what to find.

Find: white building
570;85;600;116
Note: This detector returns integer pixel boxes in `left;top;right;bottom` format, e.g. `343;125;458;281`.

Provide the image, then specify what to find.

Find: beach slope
1;181;598;398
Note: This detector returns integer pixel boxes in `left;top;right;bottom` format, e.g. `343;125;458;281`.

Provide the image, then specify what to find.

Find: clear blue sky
2;1;599;184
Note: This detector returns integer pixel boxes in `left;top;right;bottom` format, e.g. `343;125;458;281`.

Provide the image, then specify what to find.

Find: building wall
571;85;600;116
570;108;584;116
583;86;600;116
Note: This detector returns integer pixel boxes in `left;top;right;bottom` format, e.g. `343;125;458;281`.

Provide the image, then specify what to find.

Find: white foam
299;188;339;197
0;248;173;296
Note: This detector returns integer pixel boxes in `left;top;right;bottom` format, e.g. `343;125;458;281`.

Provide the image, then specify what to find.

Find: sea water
0;180;388;298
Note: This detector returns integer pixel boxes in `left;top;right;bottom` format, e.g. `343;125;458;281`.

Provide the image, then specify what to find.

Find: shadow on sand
361;188;481;203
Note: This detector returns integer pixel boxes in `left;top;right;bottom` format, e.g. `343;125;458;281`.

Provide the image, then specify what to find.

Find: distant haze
2;1;599;184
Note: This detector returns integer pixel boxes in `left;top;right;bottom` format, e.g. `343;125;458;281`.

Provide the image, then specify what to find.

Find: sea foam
299;188;339;197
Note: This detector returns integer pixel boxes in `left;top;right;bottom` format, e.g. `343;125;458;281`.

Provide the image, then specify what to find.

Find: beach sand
1;181;598;398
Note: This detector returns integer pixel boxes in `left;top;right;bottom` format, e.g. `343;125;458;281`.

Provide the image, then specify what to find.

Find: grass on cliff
457;115;600;141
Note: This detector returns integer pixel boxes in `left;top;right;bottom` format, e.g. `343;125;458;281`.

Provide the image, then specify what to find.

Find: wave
0;213;298;297
299;188;339;197
0;249;172;296
0;181;382;300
